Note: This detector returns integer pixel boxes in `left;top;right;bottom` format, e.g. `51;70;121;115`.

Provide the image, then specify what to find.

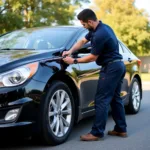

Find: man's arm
63;53;98;64
70;37;89;54
77;54;98;63
62;37;89;56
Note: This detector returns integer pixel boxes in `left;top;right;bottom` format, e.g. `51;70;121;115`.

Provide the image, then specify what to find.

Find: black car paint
0;28;82;132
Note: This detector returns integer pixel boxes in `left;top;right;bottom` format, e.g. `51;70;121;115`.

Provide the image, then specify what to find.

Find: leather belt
102;59;122;67
108;59;122;64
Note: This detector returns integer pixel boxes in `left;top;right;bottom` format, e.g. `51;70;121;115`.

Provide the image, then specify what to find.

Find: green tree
91;0;150;55
0;0;89;34
0;0;24;33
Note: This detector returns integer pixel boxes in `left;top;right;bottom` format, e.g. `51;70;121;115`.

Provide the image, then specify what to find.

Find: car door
118;41;135;103
73;31;101;112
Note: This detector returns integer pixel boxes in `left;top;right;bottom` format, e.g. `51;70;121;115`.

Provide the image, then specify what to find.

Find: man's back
90;21;122;66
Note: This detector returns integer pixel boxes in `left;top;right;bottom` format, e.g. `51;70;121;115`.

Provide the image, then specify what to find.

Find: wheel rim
132;81;141;111
48;90;72;137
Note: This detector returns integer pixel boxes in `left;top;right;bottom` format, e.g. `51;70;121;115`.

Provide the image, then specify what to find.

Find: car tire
125;78;141;114
39;81;75;145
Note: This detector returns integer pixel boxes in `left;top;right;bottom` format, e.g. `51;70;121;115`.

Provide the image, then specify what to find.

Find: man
62;9;127;141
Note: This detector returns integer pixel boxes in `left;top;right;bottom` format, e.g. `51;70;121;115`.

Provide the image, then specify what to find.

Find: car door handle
128;58;132;62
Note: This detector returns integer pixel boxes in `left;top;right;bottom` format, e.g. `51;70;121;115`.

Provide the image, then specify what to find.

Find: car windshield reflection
0;28;75;50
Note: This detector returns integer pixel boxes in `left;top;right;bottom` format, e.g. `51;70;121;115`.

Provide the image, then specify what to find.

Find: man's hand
62;38;88;57
63;56;74;64
62;50;71;57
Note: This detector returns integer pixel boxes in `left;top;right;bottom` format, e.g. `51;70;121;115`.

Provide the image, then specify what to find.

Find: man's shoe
80;133;102;141
108;130;127;137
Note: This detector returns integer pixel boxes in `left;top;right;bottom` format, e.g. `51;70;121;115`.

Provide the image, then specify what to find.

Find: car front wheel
126;78;141;114
40;81;75;145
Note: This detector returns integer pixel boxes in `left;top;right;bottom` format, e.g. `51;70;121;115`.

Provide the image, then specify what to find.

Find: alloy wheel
132;81;140;111
48;90;72;137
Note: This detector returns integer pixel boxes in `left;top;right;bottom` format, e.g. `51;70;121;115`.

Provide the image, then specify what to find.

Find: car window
119;42;131;54
0;28;75;50
118;42;123;54
76;31;88;42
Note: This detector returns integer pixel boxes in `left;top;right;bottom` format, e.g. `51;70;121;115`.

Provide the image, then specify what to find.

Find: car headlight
0;62;39;87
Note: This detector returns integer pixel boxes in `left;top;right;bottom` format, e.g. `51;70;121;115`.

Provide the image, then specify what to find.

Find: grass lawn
141;73;150;81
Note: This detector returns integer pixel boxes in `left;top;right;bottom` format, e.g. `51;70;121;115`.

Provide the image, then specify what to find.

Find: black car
0;26;142;145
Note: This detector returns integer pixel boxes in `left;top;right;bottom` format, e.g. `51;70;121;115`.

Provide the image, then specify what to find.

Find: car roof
17;25;85;33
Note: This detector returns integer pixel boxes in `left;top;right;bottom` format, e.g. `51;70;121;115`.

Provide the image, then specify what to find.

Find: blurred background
0;0;150;80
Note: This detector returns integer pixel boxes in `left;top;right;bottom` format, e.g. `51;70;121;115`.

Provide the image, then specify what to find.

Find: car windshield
0;28;75;50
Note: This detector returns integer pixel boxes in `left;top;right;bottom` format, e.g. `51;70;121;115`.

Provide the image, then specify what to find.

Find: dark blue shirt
85;21;122;66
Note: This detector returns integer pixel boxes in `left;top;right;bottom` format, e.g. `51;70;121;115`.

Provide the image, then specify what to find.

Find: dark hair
77;9;97;22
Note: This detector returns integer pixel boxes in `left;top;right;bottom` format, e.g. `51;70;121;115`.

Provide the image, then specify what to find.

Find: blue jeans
90;61;127;137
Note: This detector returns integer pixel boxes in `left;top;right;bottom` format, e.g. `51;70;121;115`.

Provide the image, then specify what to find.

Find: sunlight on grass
141;73;150;81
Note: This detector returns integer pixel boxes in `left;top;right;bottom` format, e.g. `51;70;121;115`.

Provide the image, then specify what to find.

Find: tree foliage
0;0;89;34
91;0;150;55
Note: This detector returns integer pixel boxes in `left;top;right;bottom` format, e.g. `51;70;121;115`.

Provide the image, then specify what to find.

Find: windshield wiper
0;48;35;50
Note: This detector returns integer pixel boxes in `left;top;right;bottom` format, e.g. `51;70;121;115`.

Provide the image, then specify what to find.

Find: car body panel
0;26;142;139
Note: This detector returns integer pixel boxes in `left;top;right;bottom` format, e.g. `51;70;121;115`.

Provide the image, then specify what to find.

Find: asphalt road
1;82;150;150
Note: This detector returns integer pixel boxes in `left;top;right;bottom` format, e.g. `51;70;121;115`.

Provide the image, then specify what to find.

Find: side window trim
119;41;131;54
118;41;123;54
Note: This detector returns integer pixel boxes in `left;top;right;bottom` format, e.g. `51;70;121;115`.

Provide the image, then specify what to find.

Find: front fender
32;61;62;83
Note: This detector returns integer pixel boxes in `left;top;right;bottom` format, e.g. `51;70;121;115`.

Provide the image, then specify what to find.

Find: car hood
0;50;41;65
0;49;63;73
